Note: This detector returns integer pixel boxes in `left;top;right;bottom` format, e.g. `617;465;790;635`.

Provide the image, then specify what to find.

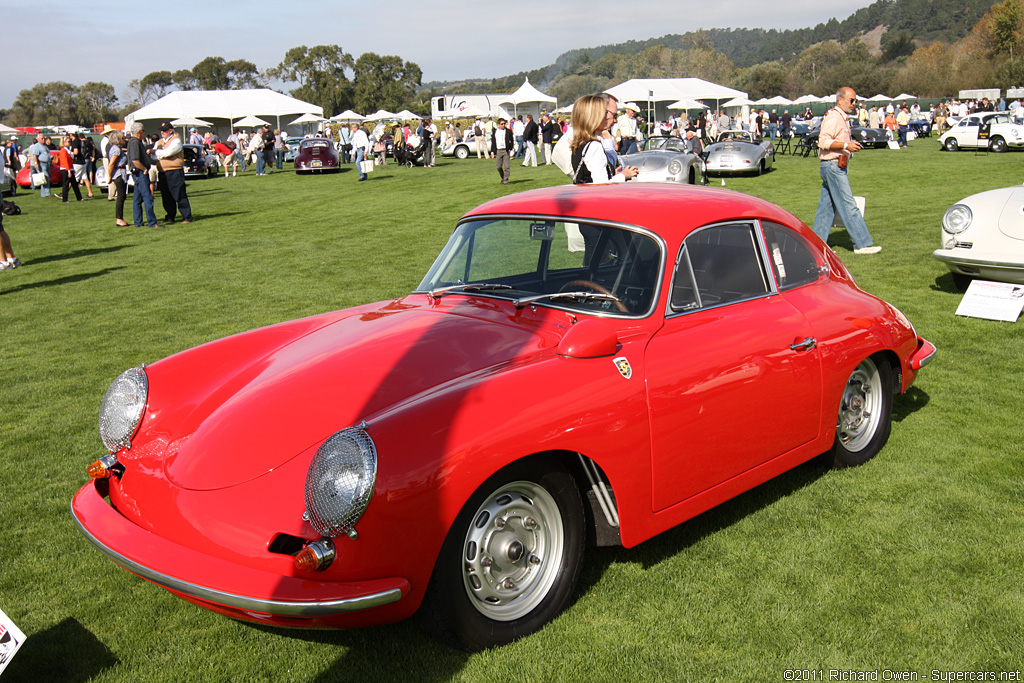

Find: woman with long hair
569;94;637;185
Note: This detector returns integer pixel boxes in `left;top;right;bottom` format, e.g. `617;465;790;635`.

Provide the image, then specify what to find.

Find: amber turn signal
295;539;336;572
88;454;119;479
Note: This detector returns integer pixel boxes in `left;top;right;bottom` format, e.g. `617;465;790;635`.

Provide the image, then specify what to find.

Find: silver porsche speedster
618;137;706;185
704;130;775;176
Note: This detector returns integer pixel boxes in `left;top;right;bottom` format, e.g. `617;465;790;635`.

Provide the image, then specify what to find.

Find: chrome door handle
790;337;817;351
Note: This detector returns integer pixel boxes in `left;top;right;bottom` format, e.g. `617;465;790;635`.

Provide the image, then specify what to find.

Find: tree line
1;46;423;128
425;0;1024;105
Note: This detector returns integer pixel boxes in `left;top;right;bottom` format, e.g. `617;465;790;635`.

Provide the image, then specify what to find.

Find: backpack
2;200;22;216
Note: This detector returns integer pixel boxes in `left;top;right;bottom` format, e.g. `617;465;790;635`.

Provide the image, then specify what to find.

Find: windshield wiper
513;291;622;308
428;283;514;299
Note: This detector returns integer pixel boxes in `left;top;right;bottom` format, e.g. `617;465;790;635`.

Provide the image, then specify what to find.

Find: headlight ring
98;366;148;453
942;204;972;235
304;427;377;539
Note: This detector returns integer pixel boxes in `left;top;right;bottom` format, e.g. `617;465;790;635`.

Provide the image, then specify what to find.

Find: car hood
155;300;552;491
996;187;1024;241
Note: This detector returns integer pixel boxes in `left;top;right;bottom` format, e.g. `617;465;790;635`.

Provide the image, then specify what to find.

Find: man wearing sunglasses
812;87;881;254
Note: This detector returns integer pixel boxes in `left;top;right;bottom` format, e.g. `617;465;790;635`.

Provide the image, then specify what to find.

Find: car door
958;116;980;147
645;221;823;511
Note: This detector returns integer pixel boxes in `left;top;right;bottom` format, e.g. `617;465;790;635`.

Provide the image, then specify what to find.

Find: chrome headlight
942;204;972;234
667;159;683;176
99;366;148;453
304;427;377;539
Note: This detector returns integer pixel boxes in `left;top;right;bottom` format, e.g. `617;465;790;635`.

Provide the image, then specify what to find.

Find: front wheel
990;136;1007;153
455;145;469;160
420;460;584;651
830;356;894;468
944;137;960;152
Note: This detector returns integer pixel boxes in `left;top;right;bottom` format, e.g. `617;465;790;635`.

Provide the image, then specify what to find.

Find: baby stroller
392;128;430;167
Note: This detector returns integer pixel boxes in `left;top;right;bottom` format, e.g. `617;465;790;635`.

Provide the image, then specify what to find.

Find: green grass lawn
1;140;1021;682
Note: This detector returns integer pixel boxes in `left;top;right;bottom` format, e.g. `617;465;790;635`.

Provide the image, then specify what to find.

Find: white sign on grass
955;279;1024;322
0;608;26;675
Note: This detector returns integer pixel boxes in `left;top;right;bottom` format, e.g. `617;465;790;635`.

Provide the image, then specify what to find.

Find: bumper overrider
71;479;408;624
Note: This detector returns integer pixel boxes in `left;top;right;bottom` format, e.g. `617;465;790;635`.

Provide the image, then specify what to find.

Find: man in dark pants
491;119;514;185
154;122;193;224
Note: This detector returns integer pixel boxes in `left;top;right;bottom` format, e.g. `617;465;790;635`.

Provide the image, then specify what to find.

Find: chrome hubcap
837;358;883;452
462;481;563;620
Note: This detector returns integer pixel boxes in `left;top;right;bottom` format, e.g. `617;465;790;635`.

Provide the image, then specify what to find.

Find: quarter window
671;223;770;311
761;222;822;290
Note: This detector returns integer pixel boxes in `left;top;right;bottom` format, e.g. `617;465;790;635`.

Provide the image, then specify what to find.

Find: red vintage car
293;137;340;173
15;160;63;188
72;184;936;651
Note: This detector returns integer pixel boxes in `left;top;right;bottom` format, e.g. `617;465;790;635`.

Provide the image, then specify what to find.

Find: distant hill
423;0;1001;93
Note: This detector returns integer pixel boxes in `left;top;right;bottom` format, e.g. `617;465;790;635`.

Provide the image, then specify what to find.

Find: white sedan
934;185;1024;287
938;112;1024;153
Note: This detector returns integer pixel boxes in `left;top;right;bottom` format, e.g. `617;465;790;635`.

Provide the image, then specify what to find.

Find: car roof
462;184;806;242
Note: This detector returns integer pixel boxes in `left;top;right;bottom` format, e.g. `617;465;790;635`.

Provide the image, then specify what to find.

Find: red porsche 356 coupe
72;184;935;651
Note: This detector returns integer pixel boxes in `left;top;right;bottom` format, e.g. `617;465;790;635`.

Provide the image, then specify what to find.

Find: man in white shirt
615;102;640;155
350;124;371;181
512;116;526;159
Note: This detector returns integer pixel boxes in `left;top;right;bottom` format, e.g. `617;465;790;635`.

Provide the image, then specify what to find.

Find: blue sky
2;0;874;112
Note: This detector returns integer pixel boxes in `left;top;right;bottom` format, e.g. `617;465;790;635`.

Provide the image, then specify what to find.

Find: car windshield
417;218;662;316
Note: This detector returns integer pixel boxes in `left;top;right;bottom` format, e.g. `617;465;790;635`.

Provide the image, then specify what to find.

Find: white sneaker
0;260;13;271
853;245;882;254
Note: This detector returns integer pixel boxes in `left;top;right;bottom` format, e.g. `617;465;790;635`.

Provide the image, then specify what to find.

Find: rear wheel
944;137;960;152
757;159;765;176
830;356;894;468
421;460;584;651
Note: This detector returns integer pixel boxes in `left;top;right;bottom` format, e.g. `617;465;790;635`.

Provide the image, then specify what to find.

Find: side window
671;223;770;310
761;221;822;290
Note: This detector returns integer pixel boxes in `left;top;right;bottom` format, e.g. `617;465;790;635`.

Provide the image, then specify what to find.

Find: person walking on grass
812;87;880;255
491;118;514;185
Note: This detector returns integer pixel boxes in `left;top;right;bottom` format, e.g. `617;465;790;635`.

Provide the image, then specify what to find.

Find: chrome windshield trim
70;501;402;616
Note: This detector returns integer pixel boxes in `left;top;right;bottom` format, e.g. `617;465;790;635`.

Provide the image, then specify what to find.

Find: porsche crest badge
613;356;632;379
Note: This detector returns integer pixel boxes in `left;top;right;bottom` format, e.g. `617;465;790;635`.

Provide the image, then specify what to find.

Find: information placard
955;279;1024;322
0;608;26;675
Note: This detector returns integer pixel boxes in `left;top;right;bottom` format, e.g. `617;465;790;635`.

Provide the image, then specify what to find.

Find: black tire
951;272;973;290
944;137;960;152
420;459;584;651
990;136;1007;153
455;145;469;160
757;159;765;176
830;356;894;469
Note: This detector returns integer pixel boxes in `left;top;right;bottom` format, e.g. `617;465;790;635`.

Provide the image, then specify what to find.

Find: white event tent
499;78;557;118
604;78;747;123
126;89;323;138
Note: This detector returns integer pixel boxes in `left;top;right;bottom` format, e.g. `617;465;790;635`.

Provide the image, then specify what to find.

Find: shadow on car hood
158;301;551;490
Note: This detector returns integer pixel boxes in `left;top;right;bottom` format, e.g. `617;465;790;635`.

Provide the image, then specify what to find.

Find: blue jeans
131;170;157;226
812;160;874;250
355;148;367;180
276;149;284;169
256;150;266;175
769;123;778;140
32;161;51;197
898;125;908;147
515;136;525;158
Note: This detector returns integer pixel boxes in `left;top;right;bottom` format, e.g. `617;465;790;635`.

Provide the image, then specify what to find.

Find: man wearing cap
27;133;52;198
616;103;640;155
154;122;192;224
473;116;487;159
189;127;203;146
